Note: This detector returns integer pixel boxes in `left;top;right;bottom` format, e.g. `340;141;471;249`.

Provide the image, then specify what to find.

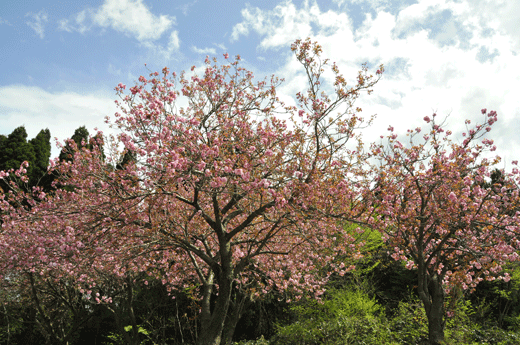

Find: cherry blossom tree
0;162;169;344
369;111;520;344
0;39;383;345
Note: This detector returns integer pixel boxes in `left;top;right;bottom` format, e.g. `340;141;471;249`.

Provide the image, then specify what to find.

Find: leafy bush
387;297;429;344
386;294;520;345
233;335;270;345
470;327;520;345
273;286;393;344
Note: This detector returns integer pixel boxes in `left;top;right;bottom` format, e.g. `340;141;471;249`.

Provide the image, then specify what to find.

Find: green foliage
387;297;429;344
335;229;417;313
0;127;35;172
390;296;483;343
116;148;137;170
28;129;51;186
386;295;520;345
272;260;520;345
445;298;479;343
469;327;520;345
388;293;482;344
0;307;25;345
0;127;36;192
273;286;393;345
233;335;270;345
0;126;52;192
107;325;156;345
469;263;520;330
59;126;90;162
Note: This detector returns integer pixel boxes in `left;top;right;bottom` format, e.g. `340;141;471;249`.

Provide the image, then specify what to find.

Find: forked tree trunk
196;276;234;345
221;290;251;345
417;269;446;345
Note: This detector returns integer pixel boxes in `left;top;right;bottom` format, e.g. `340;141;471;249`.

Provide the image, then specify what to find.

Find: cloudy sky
1;0;519;165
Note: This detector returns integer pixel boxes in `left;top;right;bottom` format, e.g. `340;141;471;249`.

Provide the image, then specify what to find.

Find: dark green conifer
0;126;36;173
28;128;51;186
116;148;136;170
0;127;39;193
59;126;90;162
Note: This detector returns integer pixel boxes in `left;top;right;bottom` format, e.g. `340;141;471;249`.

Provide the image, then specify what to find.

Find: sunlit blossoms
369;109;520;344
0;38;383;345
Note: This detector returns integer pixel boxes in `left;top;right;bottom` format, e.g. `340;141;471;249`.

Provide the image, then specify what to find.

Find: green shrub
386;295;520;345
233;335;270;345
470;326;520;345
273;287;393;345
387;297;429;344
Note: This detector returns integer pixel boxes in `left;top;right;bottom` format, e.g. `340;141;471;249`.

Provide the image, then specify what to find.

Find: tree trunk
105;277;141;345
221;290;250;345
196;276;234;345
417;270;445;345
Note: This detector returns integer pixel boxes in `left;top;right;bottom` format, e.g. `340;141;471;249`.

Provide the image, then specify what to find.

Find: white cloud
452;0;520;52
232;1;354;51
230;0;520;165
191;46;217;55
232;1;317;48
142;30;181;62
57;0;182;61
58;9;93;34
393;1;447;37
334;0;391;10
177;0;198;16
0;85;117;159
58;0;176;43
230;21;249;42
170;30;180;50
214;43;227;51
93;0;174;41
26;10;48;39
341;0;520;52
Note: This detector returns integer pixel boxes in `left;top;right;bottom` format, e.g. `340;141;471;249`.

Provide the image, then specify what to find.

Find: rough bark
197;277;233;345
221;290;250;345
417;268;445;345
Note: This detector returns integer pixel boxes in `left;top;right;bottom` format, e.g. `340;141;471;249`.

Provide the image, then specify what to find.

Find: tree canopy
368;112;520;344
1;39;519;345
0;39;383;345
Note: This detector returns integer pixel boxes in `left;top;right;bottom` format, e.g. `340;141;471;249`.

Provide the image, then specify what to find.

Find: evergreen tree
0;127;52;190
115;148;136;171
28;129;51;186
0;134;6;156
0;126;36;192
59;126;90;162
0;126;36;173
58;126;105;163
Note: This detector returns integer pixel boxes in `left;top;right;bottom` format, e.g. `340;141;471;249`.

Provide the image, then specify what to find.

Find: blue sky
1;0;519;165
